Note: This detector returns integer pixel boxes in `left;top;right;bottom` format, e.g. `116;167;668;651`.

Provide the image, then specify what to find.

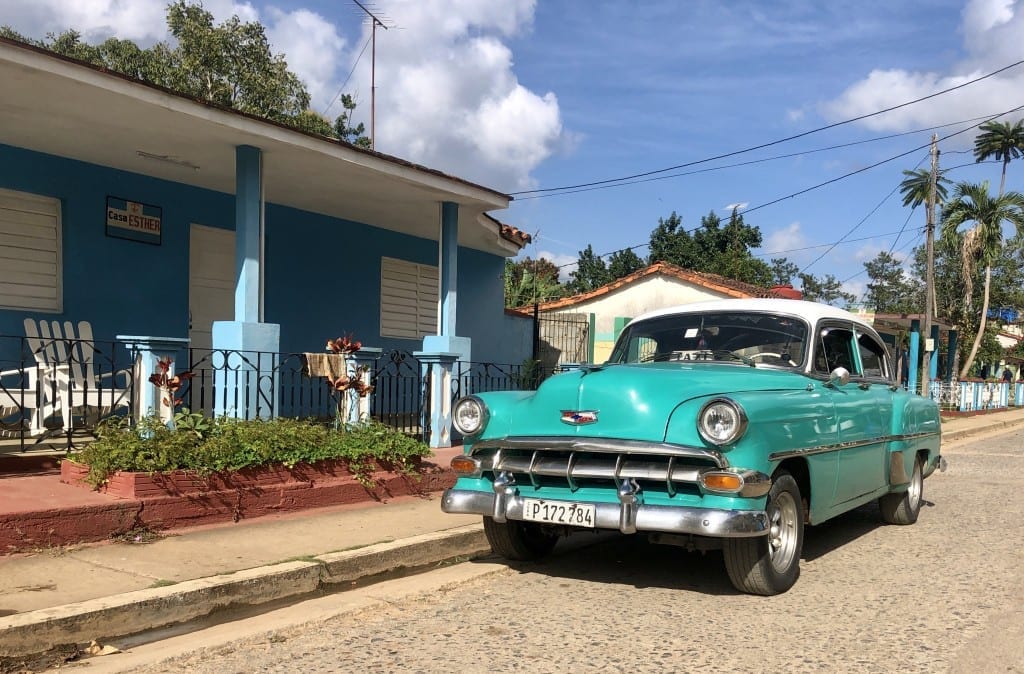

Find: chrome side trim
768;430;942;462
441;489;769;538
470;437;728;467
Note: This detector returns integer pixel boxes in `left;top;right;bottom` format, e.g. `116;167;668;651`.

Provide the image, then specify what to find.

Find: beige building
527;262;798;365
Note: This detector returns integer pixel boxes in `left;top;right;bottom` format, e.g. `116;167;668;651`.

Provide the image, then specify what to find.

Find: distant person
1003;367;1013;383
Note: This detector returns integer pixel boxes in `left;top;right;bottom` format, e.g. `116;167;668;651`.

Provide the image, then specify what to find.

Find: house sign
106;195;162;245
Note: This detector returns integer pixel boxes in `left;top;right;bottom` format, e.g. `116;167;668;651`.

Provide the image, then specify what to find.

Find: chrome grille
470;438;725;496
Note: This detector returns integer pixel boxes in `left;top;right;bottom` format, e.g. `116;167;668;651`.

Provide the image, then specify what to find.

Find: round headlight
697;398;747;446
453;396;489;436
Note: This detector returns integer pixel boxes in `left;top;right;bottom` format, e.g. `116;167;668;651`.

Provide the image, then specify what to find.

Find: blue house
0;37;534;447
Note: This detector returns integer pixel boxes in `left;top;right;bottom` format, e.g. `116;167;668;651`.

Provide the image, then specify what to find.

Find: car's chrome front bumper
442;488;769;538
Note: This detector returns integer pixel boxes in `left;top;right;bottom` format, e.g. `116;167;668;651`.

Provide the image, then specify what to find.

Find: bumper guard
442;488;769;538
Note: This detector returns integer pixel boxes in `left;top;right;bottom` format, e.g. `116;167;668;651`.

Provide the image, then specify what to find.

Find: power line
322;33;373;117
512;115;998;202
841;230;925;286
533;106;1022;275
509;59;1024;197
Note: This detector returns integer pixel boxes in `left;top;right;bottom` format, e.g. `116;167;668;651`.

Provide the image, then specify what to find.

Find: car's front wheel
723;471;804;596
483;516;560;561
878;454;923;525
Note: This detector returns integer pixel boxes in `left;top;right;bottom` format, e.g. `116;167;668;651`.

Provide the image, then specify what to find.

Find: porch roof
0;38;526;256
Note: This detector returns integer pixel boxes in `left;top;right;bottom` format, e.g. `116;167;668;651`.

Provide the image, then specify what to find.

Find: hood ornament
561;410;598;425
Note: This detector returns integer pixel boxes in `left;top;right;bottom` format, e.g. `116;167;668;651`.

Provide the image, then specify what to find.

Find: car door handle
858;382;871;390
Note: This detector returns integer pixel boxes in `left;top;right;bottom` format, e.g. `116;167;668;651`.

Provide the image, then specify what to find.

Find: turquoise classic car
441;298;944;595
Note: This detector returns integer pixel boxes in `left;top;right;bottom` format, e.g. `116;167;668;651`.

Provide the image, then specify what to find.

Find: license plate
521;499;596;528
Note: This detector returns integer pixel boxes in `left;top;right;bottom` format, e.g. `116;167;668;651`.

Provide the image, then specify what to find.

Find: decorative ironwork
0;336;561;449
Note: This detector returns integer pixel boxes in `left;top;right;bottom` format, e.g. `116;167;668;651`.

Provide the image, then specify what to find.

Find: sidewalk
2;407;1024;663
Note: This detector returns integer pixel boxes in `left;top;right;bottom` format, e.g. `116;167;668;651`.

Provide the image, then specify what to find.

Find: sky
2;0;1023;301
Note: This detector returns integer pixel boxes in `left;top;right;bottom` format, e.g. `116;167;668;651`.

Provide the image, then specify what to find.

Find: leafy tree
291;95;370;147
940;181;1024;377
770;258;800;286
863;251;921;313
566;244;611;295
797;273;855;307
647;212;699;268
607;247;645;279
504;258;563;308
973;119;1024;196
0;2;370;146
693;209;773;286
646;209;771;286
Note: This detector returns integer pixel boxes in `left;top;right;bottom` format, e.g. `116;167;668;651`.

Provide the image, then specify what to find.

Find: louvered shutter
0;189;61;311
380;257;439;339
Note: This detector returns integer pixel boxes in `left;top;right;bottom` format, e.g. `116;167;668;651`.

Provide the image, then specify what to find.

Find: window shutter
380;257;439;339
0;189;61;312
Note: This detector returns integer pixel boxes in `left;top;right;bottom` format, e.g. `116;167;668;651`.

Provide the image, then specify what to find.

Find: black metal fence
1;334;554;450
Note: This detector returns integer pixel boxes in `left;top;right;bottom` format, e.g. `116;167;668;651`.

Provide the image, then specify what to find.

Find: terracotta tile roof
526;262;784;311
481;213;531;247
500;223;532;246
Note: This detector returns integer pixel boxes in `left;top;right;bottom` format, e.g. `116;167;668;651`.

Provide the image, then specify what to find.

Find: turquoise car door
814;324;888;505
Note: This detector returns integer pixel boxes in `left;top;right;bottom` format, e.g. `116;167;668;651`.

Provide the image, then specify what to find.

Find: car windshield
607;311;809;368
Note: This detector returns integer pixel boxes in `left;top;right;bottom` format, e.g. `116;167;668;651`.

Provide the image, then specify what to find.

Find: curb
0;471;457;555
0;523;489;659
942;416;1024;443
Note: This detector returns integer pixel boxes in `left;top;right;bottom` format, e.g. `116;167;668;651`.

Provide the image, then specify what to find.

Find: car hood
498;363;809;442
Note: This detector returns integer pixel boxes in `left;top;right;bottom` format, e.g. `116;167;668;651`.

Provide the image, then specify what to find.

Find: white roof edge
0;40;510;210
475;213;522;256
628;298;877;332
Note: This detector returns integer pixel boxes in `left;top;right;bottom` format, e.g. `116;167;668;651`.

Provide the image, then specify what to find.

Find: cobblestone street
87;426;1024;674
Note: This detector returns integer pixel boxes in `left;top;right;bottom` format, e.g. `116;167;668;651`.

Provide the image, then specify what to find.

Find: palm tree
973;119;1024;196
898;168;950;209
899;165;951;390
899;166;951;317
941;181;1024;378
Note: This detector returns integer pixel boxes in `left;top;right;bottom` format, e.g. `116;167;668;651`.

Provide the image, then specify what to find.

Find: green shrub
71;415;431;488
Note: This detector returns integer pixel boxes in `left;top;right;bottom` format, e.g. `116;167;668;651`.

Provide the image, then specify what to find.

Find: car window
857;332;889;379
814;327;858;375
609;311;808;366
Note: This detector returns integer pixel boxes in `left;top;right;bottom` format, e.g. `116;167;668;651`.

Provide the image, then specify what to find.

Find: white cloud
0;0;565;192
822;0;1024;131
265;8;346;111
0;0;170;43
724;202;748;211
534;250;577;282
842;279;866;304
355;0;564;191
764;221;807;257
0;0;260;44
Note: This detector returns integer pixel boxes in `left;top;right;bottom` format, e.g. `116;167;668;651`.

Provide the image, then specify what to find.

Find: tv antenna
352;1;395;150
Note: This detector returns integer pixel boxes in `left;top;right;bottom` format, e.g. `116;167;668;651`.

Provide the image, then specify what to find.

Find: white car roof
627;298;875;332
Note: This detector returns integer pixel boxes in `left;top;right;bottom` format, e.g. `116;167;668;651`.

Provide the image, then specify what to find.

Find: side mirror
828;367;850;387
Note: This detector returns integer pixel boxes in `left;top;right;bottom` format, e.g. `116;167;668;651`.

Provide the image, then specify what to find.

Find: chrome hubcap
767;491;799;572
907;460;922;507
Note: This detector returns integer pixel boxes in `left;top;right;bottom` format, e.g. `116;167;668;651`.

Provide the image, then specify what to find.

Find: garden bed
60;455;423;499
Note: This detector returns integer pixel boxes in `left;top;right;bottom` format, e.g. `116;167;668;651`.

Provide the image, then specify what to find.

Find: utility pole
921;134;939;396
353;0;388;150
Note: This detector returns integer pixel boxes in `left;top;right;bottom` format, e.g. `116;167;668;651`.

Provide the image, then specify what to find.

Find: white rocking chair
23;318;132;431
0;358;69;438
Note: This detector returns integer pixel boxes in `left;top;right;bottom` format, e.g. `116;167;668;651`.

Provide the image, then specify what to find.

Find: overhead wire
322;32;373;117
534;104;1024;278
509;59;1024;197
511;114;998;202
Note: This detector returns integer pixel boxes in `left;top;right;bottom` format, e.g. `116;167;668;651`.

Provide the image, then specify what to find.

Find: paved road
82;426;1024;674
